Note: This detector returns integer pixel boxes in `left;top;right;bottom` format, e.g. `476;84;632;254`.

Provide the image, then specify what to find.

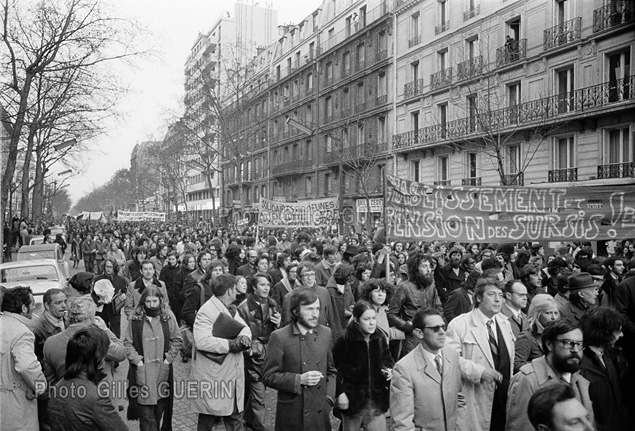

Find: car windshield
1;266;60;283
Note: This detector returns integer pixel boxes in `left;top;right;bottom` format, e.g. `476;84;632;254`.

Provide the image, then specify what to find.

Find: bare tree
1;0;144;220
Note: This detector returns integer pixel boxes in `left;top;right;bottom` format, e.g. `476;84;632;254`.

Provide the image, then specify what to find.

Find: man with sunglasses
506;319;594;431
391;308;465;431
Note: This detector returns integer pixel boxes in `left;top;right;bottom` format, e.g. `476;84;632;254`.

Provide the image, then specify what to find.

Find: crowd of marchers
2;218;635;431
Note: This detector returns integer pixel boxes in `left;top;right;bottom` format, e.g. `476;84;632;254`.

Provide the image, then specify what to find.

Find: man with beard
268;252;291;286
388;251;443;357
505;320;594;431
438;246;467;303
600;257;624;308
263;288;337;431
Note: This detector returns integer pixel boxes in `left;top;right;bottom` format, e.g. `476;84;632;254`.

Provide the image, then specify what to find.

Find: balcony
594;1;634;32
496;39;527;68
430;69;452;90
548;167;578;182
501;172;524;186
435;21;449;35
434;180;451;186
462;177;482;186
392;75;634;151
272;159;314;177
463;5;480;21
324;141;389;165
597;162;634;179
408;34;421;48
457;56;483;81
404;78;425;98
543;17;581;50
375;50;388;62
355;102;366;113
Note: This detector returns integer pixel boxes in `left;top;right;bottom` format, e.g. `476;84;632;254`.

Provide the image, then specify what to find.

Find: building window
411;60;419;81
608;50;631;102
437;156;449;184
467;152;478;178
377;117;386;144
438;103;447;138
412;160;420;182
325;135;333;153
411;111;419;133
603;126;632;165
507;144;521;173
357;123;364;145
467;36;478;59
508;82;521;122
410;12;421;46
342;127;349;148
557;66;575;113
553;136;575;169
325;173;332;195
306;176;312;195
467;94;477;132
556;0;572;25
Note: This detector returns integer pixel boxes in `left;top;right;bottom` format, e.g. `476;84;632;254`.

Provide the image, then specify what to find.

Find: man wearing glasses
506;319;594;431
446;278;515;431
237;249;259;278
391;308;465;431
501;280;529;340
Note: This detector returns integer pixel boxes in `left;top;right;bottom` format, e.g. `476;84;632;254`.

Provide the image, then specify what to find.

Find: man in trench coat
263;288;337;431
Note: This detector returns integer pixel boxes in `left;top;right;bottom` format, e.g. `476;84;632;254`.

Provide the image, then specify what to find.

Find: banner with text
385;174;635;242
259;197;339;228
117;211;166;222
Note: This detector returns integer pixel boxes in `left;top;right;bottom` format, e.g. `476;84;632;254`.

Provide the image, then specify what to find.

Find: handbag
112;291;126;314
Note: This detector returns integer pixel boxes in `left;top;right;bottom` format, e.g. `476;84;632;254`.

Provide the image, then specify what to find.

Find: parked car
0;259;68;313
17;244;69;278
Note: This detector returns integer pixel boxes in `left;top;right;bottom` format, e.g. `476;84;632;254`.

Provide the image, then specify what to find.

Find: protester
124;260;169;318
325;263;355;339
444;270;479;323
94;258;127;337
0;286;46;431
31;288;67;362
124;285;182;431
438;246;467;303
501;280;529;339
527;384;594;431
333;301;394;431
514;294;560;373
558;272;600;324
237;273;281;431
159;251;185;323
263;288;337;431
189;273;252;430
391;308;464;431
506;319;593;431
446;278;514;431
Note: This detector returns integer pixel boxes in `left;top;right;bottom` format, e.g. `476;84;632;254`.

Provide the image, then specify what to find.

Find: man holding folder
189;274;252;431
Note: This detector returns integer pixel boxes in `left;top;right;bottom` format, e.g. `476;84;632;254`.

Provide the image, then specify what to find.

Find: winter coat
325;277;355;340
189;296;251;416
446;310;515;431
443;287;473;323
332;322;393;415
513;325;543;374
0;312;45;431
438;264;467;303
124;308;182;406
124;278;169;318
580;347;632;431
263;323;337;431
237;293;279;379
48;377;128;431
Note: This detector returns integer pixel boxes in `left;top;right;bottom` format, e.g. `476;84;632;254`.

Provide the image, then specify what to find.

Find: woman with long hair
513;294;560;373
332;301;394;431
94;258;128;338
123;246;149;283
124;286;182;431
48;327;128;431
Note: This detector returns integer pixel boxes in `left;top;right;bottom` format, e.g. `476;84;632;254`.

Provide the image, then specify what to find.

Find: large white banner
117;211;166;222
259;197;339;228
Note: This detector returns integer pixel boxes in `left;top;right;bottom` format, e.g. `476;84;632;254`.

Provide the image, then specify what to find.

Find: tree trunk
20;129;37;219
31;155;46;224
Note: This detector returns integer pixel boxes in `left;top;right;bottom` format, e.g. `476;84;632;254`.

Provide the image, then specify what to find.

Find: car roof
0;259;60;268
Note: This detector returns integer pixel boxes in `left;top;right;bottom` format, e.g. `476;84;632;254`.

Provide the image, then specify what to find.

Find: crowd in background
2;215;635;431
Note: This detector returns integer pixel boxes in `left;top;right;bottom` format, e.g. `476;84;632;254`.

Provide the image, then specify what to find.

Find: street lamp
53;138;77;151
57;169;72;176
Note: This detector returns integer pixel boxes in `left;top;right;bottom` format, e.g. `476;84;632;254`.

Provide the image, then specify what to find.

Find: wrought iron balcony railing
434;180;451;186
375;50;388;62
392;75;634;150
501;172;524;186
323;142;388;165
548;167;578;182
594;1;634;32
408;34;421;48
272;159;314;177
543;17;581;50
462;177;482;186
375;94;388;106
463;5;480;21
457;56;483;81
404;78;425;98
435;21;449;35
496;39;527;67
430;69;452;90
597;162;634;179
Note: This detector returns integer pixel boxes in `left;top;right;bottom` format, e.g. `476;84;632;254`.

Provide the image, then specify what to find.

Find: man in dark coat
615;263;635;407
263;288;337;431
438;246;467;303
237;249;258;277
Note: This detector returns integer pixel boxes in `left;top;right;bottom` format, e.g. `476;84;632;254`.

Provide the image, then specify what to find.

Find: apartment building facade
393;0;634;189
182;2;277;223
223;0;394;230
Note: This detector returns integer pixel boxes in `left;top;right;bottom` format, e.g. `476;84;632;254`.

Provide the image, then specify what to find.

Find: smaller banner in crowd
77;211;103;221
385;174;635;242
259;197;339;228
117;211;166;222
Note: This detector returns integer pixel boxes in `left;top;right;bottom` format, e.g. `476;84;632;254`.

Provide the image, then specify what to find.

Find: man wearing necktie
446;278;515;431
505;319;594;431
501;280;529;340
391;308;465;431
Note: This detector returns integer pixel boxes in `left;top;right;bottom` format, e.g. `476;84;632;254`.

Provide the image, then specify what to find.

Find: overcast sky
65;0;323;205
